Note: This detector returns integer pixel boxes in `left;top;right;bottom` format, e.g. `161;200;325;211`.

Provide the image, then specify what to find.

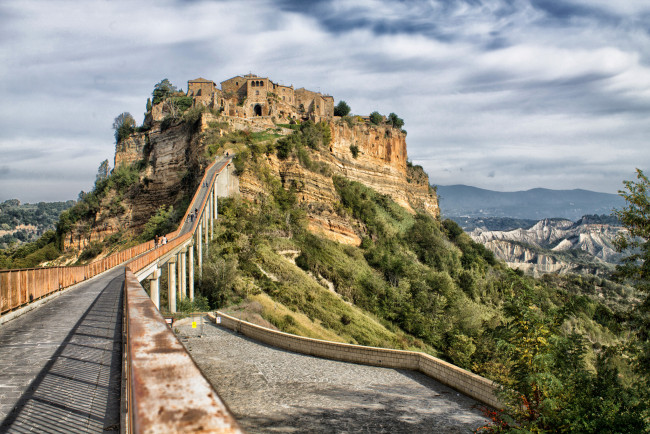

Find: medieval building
183;74;334;123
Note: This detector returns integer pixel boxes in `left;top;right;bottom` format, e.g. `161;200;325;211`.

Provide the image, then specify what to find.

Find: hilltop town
151;74;334;124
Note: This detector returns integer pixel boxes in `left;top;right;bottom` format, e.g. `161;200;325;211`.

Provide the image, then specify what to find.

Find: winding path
179;319;489;433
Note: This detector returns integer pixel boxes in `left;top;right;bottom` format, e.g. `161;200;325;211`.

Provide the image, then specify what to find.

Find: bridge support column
210;194;214;240
204;212;208;244
213;185;217;220
188;241;194;301
148;268;161;309
197;224;203;279
179;249;187;300
168;257;177;313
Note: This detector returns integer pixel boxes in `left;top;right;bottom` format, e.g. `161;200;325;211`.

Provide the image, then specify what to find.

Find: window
256;90;259;95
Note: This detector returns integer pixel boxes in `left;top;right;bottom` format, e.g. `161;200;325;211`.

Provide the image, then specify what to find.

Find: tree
112;112;136;143
614;168;650;377
387;112;404;129
152;78;177;105
96;160;110;184
369;111;383;125
146;98;152;112
334;100;351;117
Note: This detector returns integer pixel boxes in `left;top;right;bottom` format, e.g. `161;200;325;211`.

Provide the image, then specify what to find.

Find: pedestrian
154;234;159;247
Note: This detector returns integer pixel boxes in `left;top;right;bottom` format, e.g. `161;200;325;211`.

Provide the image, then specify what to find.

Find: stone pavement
179;320;490;433
0;267;124;433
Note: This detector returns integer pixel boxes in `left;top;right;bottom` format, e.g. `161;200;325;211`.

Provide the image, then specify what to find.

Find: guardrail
0;241;154;314
123;269;242;433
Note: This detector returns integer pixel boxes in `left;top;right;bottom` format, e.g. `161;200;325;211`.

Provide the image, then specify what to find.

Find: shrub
350;144;359;158
79;242;103;262
369;111;383;125
334;101;351;117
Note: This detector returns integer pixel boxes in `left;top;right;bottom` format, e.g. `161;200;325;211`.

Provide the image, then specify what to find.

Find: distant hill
436;185;624;221
0;199;74;248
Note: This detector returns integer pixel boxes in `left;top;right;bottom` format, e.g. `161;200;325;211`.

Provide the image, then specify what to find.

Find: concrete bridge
0;156;498;432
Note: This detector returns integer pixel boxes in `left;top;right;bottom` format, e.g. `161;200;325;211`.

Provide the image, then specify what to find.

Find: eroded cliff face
237;119;439;245
97;114;439;249
470;218;624;276
65;122;207;251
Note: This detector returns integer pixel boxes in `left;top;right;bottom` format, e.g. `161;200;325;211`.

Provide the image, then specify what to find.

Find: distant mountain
436;185;625;221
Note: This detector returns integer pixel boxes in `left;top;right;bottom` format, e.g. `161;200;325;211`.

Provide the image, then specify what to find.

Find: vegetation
152;78;177;105
387;112;404;129
349;144;359;158
0;199;74;249
274;120;332;175
334;100;351;117
113;112;136;143
369;111;383;125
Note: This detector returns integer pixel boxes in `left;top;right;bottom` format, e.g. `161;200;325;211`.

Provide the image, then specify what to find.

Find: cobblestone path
0;267;124;433
180;320;489;433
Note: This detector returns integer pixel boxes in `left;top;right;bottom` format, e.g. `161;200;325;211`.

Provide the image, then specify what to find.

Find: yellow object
192;321;197;329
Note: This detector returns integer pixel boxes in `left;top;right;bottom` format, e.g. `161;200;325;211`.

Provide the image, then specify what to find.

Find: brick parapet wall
210;312;502;409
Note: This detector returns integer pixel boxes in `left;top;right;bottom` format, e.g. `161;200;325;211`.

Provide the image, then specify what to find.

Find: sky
1;0;649;203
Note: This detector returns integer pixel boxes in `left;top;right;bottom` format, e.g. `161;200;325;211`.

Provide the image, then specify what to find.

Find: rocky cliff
94;113;438;249
470;217;625;276
236;118;438;244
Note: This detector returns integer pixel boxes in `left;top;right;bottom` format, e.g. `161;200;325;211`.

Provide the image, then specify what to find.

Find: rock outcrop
236;119;438;244
470;217;625;276
94;112;439;249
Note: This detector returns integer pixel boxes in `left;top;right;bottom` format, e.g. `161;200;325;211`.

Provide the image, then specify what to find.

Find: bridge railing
122;269;242;433
0;156;227;315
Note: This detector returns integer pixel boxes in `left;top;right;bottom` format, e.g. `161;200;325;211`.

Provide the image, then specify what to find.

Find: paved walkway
0;267;124;433
180;320;490;433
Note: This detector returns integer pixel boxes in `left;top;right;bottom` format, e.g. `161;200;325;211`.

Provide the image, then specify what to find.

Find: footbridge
0;155;500;432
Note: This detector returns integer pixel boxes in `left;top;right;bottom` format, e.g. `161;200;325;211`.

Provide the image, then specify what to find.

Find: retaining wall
212;311;502;409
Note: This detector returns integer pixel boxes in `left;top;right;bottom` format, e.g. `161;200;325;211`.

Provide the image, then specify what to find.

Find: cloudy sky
1;0;649;203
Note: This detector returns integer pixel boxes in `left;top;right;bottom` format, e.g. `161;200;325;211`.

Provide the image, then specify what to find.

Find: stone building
183;73;334;123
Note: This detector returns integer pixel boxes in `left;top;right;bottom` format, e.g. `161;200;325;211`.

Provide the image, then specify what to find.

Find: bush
350;145;359;158
369;111;383;125
140;206;175;241
334;101;351;117
113;112;136;143
79;242;103;262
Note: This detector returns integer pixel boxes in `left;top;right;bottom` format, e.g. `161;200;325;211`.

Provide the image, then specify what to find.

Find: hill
0;199;74;249
437;185;625;220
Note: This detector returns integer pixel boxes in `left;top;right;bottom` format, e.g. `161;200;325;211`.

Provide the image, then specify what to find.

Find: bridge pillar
197;224;203;279
168;257;177;313
210;193;214;240
148;268;161;309
204;211;209;244
213;184;217;220
188;241;194;301
179;249;187;300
